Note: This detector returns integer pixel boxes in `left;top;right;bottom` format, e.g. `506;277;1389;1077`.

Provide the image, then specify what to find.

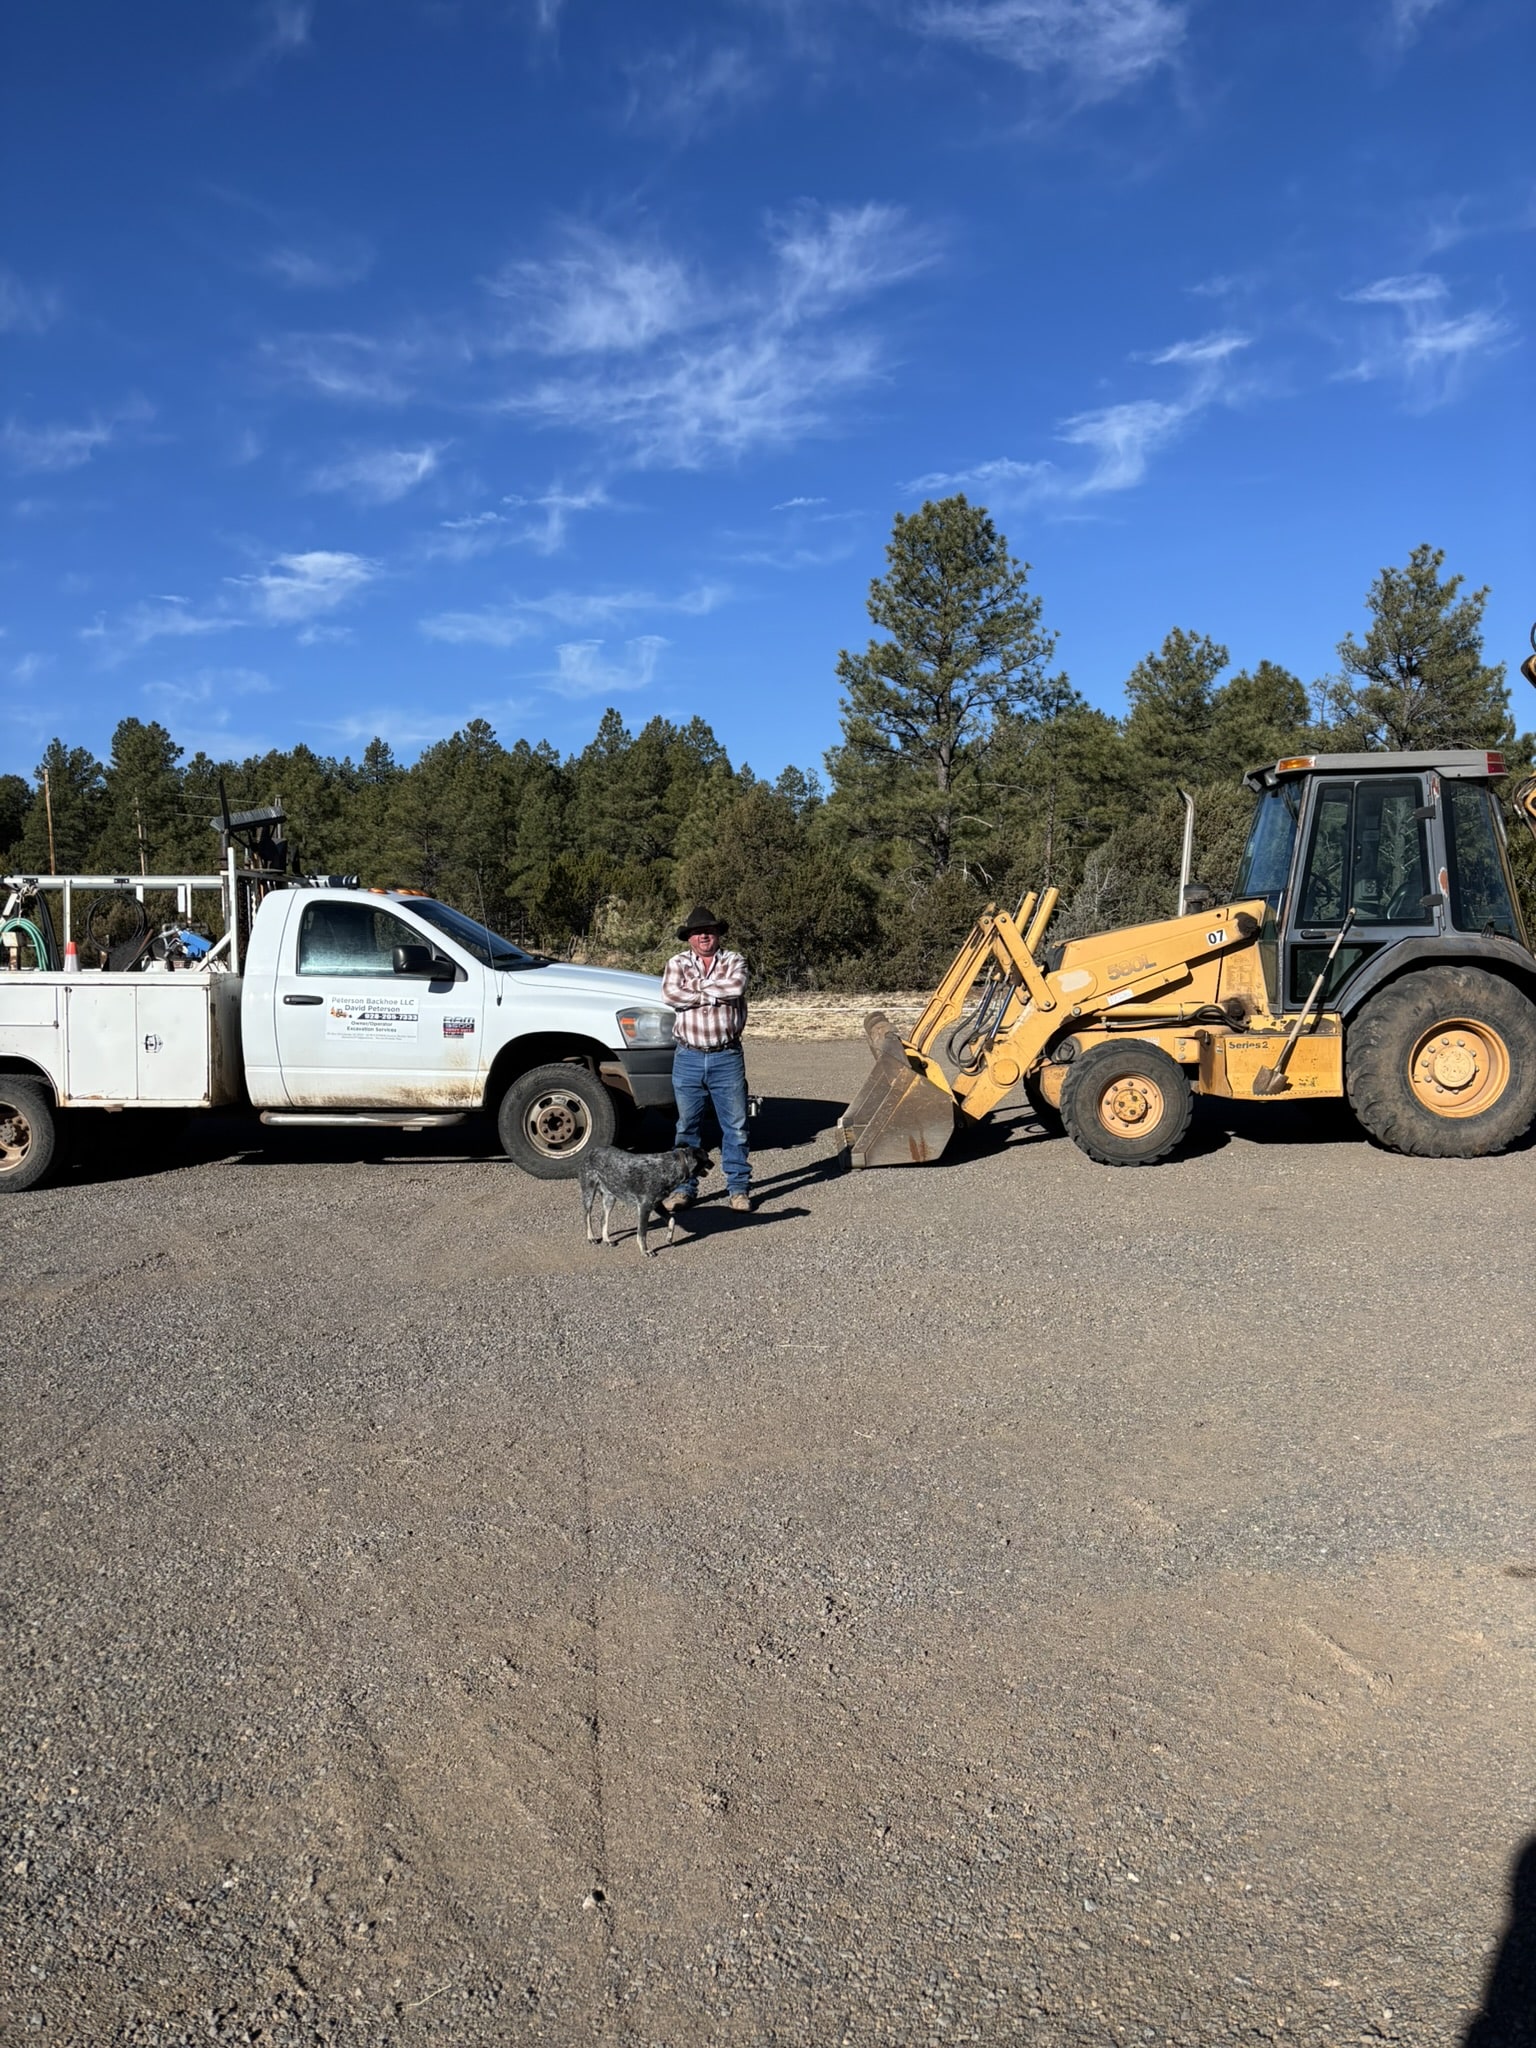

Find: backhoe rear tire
1059;1041;1192;1167
1345;966;1536;1158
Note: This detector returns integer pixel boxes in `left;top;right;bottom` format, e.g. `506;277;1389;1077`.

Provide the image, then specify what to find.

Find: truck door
1284;776;1438;1010
271;898;485;1107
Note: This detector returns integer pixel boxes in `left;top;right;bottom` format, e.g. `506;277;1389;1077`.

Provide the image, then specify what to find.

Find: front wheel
497;1062;616;1179
0;1079;58;1192
1345;967;1536;1158
1059;1041;1193;1166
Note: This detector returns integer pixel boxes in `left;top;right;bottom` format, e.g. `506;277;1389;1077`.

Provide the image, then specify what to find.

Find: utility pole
134;795;148;876
42;770;57;875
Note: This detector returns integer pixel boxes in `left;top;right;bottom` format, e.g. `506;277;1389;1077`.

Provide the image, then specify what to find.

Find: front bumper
601;1045;677;1111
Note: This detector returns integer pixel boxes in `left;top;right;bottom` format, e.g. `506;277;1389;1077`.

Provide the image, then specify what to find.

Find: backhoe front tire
0;1079;58;1192
498;1062;616;1179
1345;967;1536;1158
1059;1041;1192;1167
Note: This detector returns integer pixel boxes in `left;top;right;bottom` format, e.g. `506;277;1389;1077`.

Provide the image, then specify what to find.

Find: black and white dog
578;1143;712;1257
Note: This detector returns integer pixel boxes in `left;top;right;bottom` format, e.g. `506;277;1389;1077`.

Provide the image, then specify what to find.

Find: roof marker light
1486;751;1506;776
1275;756;1315;773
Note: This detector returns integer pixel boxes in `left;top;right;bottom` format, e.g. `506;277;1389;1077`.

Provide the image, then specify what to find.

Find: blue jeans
672;1043;750;1196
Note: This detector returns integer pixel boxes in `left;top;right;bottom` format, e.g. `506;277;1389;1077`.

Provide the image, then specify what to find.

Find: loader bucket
837;1012;957;1168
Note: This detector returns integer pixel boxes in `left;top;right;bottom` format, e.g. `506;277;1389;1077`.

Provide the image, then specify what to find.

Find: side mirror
393;943;447;977
1181;881;1215;915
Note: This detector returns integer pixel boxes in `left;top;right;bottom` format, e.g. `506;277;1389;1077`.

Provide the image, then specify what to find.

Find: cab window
1297;780;1430;927
1444;782;1522;939
296;901;423;976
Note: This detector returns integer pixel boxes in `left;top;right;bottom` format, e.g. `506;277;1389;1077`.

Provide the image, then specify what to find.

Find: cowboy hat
676;903;729;940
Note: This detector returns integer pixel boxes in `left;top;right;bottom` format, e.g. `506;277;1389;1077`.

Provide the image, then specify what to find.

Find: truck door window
1444;781;1521;938
296;902;423;976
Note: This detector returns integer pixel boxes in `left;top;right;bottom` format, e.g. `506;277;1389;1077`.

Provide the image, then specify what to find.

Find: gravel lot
3;1041;1533;2047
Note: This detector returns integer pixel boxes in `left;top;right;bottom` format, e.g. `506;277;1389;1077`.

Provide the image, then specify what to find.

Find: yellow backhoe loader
840;741;1536;1167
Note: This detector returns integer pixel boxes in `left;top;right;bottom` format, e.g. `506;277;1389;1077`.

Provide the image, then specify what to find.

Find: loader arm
838;888;1263;1168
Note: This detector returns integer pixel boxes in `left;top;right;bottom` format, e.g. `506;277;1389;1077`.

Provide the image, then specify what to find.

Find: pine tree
1123;629;1229;786
827;496;1060;875
95;719;184;873
1322;544;1509;751
14;741;103;873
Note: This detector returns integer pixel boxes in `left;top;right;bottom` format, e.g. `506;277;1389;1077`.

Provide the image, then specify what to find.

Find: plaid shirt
661;948;749;1050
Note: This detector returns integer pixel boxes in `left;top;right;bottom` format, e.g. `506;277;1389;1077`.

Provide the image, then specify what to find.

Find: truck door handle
283;993;324;1006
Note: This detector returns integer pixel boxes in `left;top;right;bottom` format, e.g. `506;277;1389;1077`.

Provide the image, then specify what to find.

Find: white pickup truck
0;864;677;1192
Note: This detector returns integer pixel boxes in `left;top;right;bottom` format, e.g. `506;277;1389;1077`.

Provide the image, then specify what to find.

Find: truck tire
0;1079;58;1193
1345;966;1536;1158
1059;1041;1192;1166
497;1062;616;1179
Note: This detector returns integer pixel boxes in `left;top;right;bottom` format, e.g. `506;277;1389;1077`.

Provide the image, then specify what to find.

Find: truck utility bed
2;972;246;1108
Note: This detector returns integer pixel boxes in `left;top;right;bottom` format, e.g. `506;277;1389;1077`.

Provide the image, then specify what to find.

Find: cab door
271;898;485;1107
1283;776;1438;1010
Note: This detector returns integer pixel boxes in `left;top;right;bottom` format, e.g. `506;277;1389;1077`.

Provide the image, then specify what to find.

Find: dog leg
667;1205;678;1246
583;1182;597;1243
600;1194;615;1247
637;1200;655;1258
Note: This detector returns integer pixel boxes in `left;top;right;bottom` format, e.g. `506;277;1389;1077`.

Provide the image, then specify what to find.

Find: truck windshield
1235;783;1300;907
409;899;547;971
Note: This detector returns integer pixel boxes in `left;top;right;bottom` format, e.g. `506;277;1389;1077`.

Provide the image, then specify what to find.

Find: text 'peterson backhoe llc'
840;637;1536;1169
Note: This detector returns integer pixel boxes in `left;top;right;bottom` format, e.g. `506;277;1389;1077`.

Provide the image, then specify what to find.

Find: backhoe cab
840;746;1536;1167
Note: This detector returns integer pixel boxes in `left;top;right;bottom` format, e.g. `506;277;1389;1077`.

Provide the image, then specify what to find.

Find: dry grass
743;992;928;1042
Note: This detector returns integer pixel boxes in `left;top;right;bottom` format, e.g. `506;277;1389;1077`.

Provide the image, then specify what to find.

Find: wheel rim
523;1088;592;1160
0;1099;33;1174
1096;1073;1165;1138
1407;1017;1511;1119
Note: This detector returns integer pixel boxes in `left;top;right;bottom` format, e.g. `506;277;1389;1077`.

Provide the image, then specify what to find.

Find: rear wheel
0;1079;58;1193
1059;1041;1192;1166
1346;967;1536;1157
497;1062;616;1179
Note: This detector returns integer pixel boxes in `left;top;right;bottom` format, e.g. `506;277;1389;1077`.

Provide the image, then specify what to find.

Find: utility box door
136;983;212;1101
63;984;140;1101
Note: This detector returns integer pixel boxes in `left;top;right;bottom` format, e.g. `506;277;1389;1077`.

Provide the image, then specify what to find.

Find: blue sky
2;0;1530;781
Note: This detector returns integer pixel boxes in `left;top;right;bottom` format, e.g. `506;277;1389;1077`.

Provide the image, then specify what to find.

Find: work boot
663;1189;692;1212
729;1193;752;1213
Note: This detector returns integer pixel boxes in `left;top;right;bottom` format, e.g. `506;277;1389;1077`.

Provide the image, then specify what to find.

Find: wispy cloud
545;635;667;699
235;549;378;624
145;665;276;710
498;204;935;469
308;443;445;503
249;0;314;67
906;330;1249;504
1339;272;1512;408
84;549;378;663
1385;0;1449;51
260;241;373;290
914;0;1186;106
0;265;60;335
624;40;759;141
257;331;418;403
773;495;828;509
83;599;240;661
420;483;612;561
2;398;153;474
487;227;700;356
420;583;725;644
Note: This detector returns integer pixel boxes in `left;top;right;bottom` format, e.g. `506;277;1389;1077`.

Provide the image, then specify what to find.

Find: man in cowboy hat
660;905;751;1212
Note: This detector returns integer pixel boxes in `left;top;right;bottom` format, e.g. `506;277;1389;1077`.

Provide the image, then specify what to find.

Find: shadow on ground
1463;1836;1536;2048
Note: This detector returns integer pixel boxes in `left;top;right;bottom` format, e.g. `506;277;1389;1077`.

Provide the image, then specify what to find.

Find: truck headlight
616;1007;675;1047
